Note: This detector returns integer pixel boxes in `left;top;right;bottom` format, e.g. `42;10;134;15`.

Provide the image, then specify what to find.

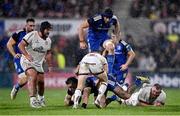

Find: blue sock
109;95;117;101
135;78;142;87
106;55;115;74
15;83;20;90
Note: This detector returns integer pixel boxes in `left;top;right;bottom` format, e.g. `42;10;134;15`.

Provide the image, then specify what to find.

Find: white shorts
20;56;44;73
123;91;140;106
78;62;104;75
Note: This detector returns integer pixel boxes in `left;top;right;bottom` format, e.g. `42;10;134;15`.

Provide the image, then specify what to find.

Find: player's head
65;76;78;89
40;21;52;38
26;18;35;32
103;8;113;23
151;83;162;98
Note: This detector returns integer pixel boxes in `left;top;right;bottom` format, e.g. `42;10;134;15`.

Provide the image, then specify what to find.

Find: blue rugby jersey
113;40;133;72
11;29;26;54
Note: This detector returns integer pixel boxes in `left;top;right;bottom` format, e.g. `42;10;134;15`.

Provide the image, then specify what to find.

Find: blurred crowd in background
0;0;113;18
130;0;180;19
0;0;179;73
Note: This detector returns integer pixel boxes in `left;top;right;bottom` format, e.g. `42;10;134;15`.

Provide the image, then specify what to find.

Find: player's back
81;52;107;65
11;29;26;54
88;15;118;35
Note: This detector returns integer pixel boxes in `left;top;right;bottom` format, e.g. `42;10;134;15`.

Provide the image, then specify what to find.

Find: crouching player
121;83;166;106
64;76;98;108
72;52;108;109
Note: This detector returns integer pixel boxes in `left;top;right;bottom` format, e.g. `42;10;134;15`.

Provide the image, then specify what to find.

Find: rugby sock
109;95;117;101
15;83;20;90
96;82;107;101
74;89;82;105
135;78;142;87
106;55;115;74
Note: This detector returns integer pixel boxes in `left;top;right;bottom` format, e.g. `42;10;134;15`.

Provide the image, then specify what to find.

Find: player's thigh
87;39;101;52
97;72;108;82
14;58;25;75
116;71;127;85
78;63;90;75
77;75;87;90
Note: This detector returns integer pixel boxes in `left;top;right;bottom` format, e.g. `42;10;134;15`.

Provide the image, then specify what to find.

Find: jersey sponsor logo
33;46;46;53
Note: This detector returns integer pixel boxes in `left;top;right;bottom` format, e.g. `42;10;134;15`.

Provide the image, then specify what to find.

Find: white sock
96;82;107;101
73;89;82;105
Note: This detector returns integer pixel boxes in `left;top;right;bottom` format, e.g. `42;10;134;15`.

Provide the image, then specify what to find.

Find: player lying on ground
120;83;166;106
102;75;150;107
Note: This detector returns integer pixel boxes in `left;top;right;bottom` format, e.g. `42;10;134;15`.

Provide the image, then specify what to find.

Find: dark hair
154;83;162;90
26;18;35;23
65;76;78;85
40;21;52;32
103;7;113;18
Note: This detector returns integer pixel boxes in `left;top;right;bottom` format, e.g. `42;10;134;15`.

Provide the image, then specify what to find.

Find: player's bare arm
120;50;135;71
18;40;33;62
46;50;53;72
78;20;89;49
7;37;21;58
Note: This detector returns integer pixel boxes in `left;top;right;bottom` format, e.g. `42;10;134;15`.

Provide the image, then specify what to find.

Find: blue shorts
87;31;109;52
113;70;128;85
107;74;117;91
13;57;24;75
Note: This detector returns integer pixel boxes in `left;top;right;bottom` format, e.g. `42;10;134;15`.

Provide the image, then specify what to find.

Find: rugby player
7;18;35;100
18;21;53;108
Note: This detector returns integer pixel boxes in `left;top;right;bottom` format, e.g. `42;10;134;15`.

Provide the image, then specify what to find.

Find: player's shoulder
160;90;166;98
92;14;102;21
120;40;128;46
112;15;118;20
13;29;26;35
46;37;52;43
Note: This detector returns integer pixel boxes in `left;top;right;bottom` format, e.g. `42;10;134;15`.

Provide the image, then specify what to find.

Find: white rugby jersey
22;31;51;67
138;86;166;104
81;52;107;66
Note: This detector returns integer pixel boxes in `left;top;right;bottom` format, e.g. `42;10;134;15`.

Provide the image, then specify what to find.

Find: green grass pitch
0;88;180;115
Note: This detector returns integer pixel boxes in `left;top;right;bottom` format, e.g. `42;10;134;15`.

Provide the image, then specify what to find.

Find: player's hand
80;41;87;49
48;67;53;72
14;53;21;58
25;54;33;62
154;102;162;106
120;64;128;71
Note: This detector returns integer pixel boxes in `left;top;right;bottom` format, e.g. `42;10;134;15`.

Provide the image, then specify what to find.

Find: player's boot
30;97;42;108
136;76;150;84
94;99;102;108
72;103;78;109
10;86;18;100
38;96;46;107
